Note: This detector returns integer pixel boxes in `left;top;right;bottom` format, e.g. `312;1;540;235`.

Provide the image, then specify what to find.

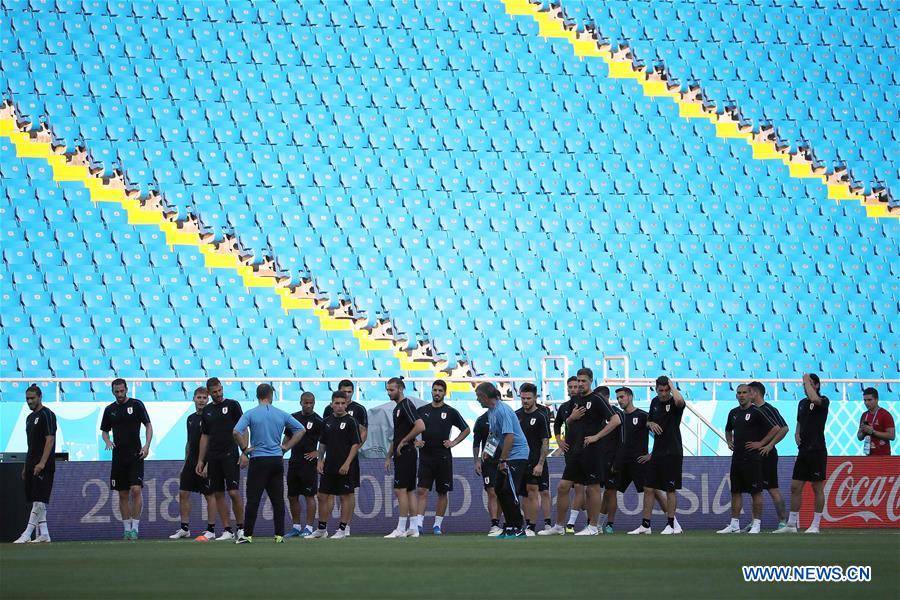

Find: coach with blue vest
232;383;305;544
476;382;531;538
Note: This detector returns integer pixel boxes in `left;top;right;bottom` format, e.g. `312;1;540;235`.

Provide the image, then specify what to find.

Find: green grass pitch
2;531;897;599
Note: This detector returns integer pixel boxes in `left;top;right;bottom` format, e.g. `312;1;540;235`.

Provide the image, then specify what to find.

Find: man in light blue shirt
232;384;304;544
477;382;529;538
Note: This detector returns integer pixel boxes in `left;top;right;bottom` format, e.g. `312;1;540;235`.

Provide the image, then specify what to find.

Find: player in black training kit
777;373;831;534
323;379;367;534
631;376;684;535
745;381;790;531
597;386;624;533
312;391;361;539
516;383;550;535
284;391;324;538
170;386;217;540
195;377;245;541
14;385;56;543
473;410;502;535
100;378;152;541
718;384;780;534
384;377;425;538
414;380;470;535
542;377;586;534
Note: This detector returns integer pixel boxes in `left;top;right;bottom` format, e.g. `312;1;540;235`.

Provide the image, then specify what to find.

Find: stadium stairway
503;0;897;219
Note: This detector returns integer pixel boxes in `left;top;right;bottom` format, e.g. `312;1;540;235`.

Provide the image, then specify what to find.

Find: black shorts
350;457;361;488
393;447;418;491
524;463;550;492
762;450;779;490
206;454;241;492
111;453;144;491
287;461;318;497
730;458;763;495
481;459;498;490
645;453;682;492
24;462;55;503
180;464;210;495
601;452;617;489
561;448;604;486
418;454;453;493
319;472;353;496
614;458;647;493
792;449;827;482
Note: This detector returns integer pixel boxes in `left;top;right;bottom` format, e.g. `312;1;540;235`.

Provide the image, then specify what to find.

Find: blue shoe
511;528;528;538
433;526;442;536
284;529;302;538
299;527;313;538
604;525;614;535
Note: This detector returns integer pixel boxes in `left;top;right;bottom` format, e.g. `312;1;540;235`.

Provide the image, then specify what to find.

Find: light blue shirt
488;401;530;461
235;404;304;458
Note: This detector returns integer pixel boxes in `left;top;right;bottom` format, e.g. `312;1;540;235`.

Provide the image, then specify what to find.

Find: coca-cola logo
822;460;900;523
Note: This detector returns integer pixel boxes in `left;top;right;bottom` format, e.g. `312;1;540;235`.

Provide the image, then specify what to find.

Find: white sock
397;517;408;531
568;510;578;525
24;503;40;536
293;523;303;532
434;516;444;527
418;515;425;528
599;513;608;527
730;518;740;528
124;519;132;533
674;516;681;527
788;511;799;527
751;519;761;529
811;512;822;528
132;519;140;533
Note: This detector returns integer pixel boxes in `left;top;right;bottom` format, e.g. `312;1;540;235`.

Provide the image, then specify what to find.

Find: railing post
56;381;61;403
695;418;702;457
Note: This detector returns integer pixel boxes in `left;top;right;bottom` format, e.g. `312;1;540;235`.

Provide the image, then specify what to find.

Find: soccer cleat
235;534;251;544
122;531;131;540
771;525;797;534
29;534;51;543
660;525;678;535
299;527;313;537
331;529;350;539
538;524;565;536
487;525;504;537
748;525;760;535
717;523;741;534
308;529;328;539
283;529;302;538
542;524;553;533
405;527;420;538
565;525;575;534
604;525;614;535
628;525;651;535
169;528;191;539
525;528;536;537
673;522;683;534
274;535;284;544
574;525;599;536
216;531;235;541
13;534;31;544
432;526;442;536
496;528;513;539
384;528;406;539
804;526;820;534
740;522;753;534
772;521;787;533
511;529;528;538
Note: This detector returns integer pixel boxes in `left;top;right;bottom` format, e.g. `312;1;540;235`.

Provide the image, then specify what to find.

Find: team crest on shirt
633;417;638;425
666;405;671;412
349;410;354;416
745;414;751;421
809;403;814;411
223;407;228;415
127;407;133;415
340;422;346;430
530;417;536;426
586;402;592;409
396;409;400;418
441;412;447;420
34;417;39;424
307;422;313;429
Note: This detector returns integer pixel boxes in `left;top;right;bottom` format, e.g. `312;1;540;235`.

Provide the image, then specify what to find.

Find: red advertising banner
800;457;900;529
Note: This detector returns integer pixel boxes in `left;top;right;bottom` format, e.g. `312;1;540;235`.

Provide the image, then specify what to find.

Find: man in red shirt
857;388;895;456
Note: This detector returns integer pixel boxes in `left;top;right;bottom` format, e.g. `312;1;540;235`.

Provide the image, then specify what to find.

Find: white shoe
215;531;235;541
199;531;216;540
405;527;419;538
627;525;651;535
13;533;31;544
331;528;349;539
308;529;328;539
29;535;51;543
525;528;536;537
660;525;676;535
673;521;683;534
771;525;797;534
537;524;565;536
717;523;741;534
574;525;598;536
169;528;191;539
487;525;504;537
748;526;760;534
804;526;820;534
542;524;552;532
384;528;406;539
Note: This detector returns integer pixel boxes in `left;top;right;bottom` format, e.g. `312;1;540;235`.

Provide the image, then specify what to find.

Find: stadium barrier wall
16;456;898;540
